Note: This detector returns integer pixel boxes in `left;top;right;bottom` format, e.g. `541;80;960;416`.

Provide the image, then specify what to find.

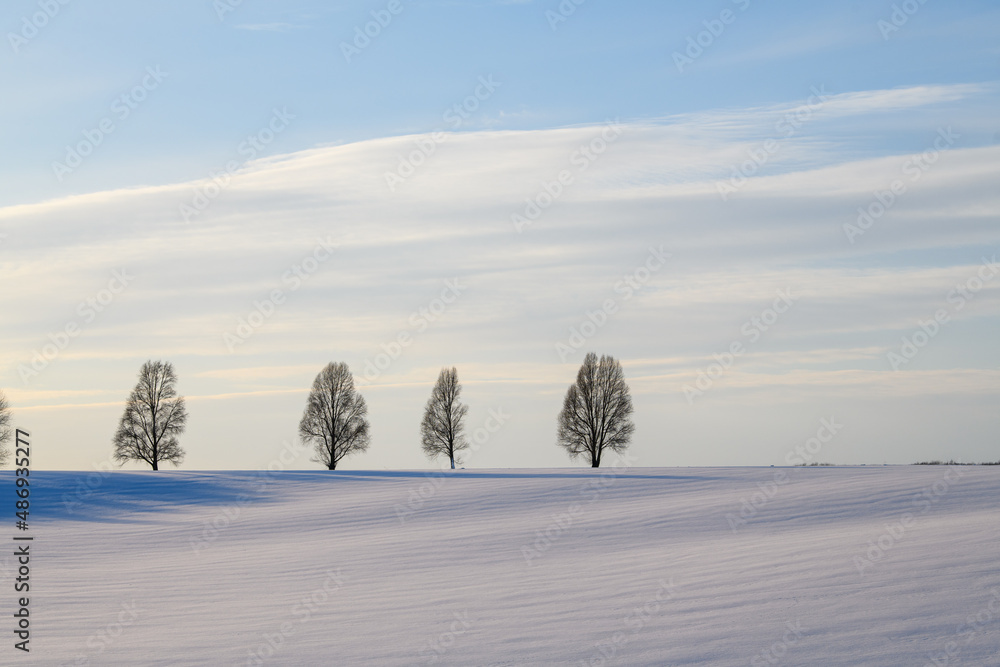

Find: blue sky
5;0;998;203
2;0;999;470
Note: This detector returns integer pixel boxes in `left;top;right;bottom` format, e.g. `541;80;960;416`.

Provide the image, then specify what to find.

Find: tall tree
421;367;469;469
299;362;370;470
557;352;635;467
113;360;188;470
0;390;12;467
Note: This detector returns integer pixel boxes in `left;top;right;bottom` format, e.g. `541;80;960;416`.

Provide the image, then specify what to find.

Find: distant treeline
791;461;1000;467
914;460;1000;466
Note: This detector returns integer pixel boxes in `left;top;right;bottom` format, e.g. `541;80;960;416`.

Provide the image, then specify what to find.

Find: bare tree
113;360;188;470
0;390;12;467
299;362;370;470
421;367;469;469
557;352;635;467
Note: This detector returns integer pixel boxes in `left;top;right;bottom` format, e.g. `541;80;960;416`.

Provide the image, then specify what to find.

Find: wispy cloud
3;84;998;467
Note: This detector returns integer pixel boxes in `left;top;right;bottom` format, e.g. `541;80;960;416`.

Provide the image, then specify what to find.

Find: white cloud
2;84;998;468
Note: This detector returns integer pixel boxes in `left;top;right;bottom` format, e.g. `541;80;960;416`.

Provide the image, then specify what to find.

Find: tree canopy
299;362;371;470
113;360;187;470
557;352;635;467
421;367;470;469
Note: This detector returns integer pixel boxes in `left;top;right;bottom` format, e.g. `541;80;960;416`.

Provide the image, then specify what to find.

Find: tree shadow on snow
12;468;729;524
285;469;725;482
22;471;286;524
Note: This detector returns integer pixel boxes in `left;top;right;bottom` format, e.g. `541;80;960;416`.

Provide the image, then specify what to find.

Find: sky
1;0;998;471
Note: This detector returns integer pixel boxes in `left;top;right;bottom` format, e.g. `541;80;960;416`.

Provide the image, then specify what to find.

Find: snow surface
5;466;1000;666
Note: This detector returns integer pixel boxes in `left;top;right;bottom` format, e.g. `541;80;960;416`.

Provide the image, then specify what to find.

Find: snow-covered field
7;465;1000;666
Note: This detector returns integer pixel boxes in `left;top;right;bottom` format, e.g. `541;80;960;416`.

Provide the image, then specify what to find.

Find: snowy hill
6;466;1000;665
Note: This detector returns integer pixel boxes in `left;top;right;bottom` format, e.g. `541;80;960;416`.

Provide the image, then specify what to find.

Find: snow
6;465;1000;665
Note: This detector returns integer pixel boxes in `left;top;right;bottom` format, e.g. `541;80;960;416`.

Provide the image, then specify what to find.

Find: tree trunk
450;456;455;470
152;461;158;471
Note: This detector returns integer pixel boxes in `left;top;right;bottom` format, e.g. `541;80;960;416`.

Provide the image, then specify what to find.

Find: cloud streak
2;83;998;468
